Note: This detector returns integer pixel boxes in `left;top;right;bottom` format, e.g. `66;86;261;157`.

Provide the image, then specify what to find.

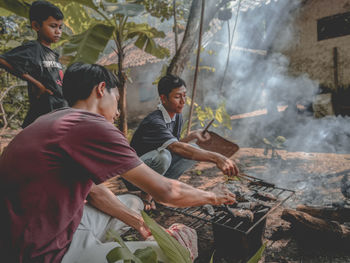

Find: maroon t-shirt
0;108;142;263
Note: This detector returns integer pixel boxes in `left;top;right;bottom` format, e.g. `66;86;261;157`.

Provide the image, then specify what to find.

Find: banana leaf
0;0;30;18
103;2;144;17
134;247;158;263
128;23;169;59
142;211;192;263
106;247;140;263
62;23;114;64
55;0;98;11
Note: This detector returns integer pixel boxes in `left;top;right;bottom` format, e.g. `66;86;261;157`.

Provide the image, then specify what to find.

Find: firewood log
282;209;350;239
296;204;350;223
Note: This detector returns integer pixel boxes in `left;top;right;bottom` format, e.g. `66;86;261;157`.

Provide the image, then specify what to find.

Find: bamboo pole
186;0;205;136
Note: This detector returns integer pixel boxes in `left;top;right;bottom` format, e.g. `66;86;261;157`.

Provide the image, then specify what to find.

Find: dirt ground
106;148;350;263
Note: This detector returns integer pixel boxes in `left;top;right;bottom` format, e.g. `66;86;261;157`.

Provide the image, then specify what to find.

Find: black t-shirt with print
0;40;67;127
130;109;183;156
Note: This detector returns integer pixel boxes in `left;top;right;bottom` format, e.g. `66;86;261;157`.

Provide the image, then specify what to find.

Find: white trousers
61;194;167;263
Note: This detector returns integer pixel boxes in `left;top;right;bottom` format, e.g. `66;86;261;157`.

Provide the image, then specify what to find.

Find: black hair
29;1;64;25
63;62;119;107
158;74;186;97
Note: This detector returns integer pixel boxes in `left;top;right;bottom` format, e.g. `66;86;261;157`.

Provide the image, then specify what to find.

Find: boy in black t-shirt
0;1;67;128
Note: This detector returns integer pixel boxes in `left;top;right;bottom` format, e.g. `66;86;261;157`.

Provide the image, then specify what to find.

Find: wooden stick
202;118;214;135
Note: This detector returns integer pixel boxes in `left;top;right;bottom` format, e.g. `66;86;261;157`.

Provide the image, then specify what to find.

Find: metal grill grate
163;177;295;234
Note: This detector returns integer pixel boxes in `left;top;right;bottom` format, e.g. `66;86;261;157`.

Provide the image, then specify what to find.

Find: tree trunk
116;33;128;136
118;83;128;136
167;0;232;76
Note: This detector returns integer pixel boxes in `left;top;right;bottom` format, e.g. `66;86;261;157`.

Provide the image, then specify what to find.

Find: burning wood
296;204;350;223
282;209;350;240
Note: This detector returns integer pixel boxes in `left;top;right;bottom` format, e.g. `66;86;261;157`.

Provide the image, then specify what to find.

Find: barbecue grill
163;176;295;261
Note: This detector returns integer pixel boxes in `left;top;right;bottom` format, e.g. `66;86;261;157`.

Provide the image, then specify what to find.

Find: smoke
199;0;350;155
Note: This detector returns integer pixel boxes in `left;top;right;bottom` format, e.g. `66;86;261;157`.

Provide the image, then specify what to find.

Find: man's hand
22;73;53;98
141;192;156;211
215;153;239;177
135;216;152;239
210;184;236;205
181;129;210;143
196;129;211;143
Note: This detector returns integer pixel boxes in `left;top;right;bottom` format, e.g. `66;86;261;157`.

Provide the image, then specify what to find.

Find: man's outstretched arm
167;140;239;177
122;163;236;208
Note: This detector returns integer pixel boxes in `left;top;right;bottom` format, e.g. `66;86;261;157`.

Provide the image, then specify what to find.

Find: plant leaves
0;0;30;17
103;2;144;17
126;22;169;59
62;23;114;64
134;247;158;263
142;211;192;263
106;247;141;263
247;242;266;263
209;251;215;263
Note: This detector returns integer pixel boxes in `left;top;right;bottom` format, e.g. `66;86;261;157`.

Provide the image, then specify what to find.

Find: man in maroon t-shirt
0;63;235;263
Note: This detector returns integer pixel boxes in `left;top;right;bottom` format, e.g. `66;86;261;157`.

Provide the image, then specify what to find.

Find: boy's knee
117;194;144;212
154;149;172;175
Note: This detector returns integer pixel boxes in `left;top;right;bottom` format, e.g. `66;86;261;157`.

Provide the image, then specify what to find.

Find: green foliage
142;211;192;263
0;0;30;18
136;0;190;23
247;242;266;263
62;23;114;64
0;16;35;53
58;2;99;35
105;211;192;263
0;76;29;129
103;2;145;17
181;100;232;138
127;22;169;59
106;230;156;263
209;251;215;263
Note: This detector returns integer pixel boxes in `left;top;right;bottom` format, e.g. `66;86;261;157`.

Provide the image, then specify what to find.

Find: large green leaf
103;2;144;17
62;23;114;64
0;0;30;18
58;2;99;34
127;22;169;59
0;7;13;16
142;211;192;263
55;0;98;11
